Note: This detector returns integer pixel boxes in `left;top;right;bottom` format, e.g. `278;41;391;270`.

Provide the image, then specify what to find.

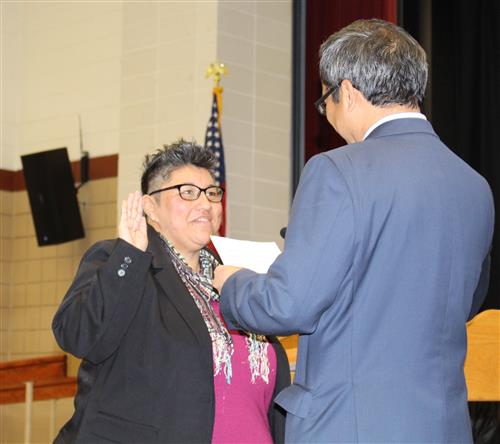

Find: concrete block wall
0;179;117;362
218;1;292;243
0;178;117;443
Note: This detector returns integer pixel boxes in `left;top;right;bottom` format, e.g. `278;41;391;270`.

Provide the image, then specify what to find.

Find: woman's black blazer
52;225;290;443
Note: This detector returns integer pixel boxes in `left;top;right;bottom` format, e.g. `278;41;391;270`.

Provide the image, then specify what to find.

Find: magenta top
211;301;277;444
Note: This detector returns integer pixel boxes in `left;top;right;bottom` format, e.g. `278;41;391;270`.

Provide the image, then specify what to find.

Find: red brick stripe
0;154;118;192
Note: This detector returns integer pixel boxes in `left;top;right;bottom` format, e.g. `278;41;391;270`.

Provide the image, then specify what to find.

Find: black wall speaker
21;147;85;246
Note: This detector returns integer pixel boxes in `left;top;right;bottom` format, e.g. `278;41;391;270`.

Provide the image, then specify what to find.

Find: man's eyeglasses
314;83;340;116
148;183;225;203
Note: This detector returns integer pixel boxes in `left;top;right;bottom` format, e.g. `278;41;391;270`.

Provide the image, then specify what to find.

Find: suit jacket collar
147;224;171;272
146;224;213;367
366;117;439;140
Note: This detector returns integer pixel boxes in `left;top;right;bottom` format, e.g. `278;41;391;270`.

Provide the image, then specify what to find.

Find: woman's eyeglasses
149;183;225;203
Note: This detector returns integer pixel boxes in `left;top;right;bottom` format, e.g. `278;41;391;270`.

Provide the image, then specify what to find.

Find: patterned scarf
160;235;270;385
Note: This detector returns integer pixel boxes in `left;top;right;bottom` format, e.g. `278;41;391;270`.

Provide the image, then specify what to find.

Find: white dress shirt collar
363;112;427;140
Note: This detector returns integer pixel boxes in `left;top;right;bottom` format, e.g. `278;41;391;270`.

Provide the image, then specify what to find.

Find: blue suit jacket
220;119;494;443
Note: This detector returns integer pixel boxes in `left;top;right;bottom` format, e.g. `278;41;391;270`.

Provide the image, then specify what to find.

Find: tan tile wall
218;1;292;246
116;1;292;247
2;1;122;171
0;179;116;361
117;1;219;203
0;178;117;443
0;398;75;444
1;0;291;441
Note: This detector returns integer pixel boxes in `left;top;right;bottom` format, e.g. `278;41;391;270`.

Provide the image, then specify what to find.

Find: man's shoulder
316;141;368;169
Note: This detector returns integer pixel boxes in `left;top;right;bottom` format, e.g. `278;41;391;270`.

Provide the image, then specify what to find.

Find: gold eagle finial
206;62;228;87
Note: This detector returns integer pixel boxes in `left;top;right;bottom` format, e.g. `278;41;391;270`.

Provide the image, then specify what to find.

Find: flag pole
206;62;227;126
205;62;228;237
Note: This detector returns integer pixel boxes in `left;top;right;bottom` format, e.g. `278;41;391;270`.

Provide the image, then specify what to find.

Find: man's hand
213;265;242;292
119;191;148;252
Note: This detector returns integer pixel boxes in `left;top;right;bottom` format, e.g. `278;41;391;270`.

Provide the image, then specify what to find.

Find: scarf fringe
160;235;270;385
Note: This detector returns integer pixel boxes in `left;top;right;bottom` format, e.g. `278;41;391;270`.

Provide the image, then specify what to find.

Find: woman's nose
196;191;212;208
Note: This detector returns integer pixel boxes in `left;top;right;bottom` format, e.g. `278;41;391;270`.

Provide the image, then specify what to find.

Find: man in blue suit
214;19;494;443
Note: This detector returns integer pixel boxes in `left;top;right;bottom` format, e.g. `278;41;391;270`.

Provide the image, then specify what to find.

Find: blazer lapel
146;225;213;366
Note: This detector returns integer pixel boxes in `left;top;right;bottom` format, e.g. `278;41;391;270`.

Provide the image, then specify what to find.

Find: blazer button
124;256;132;264
117;269;126;277
121;263;128;269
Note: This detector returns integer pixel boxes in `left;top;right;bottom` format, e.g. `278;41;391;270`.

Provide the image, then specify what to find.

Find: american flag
204;87;227;236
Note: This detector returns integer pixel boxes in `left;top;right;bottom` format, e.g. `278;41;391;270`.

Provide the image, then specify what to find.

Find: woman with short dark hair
52;139;290;443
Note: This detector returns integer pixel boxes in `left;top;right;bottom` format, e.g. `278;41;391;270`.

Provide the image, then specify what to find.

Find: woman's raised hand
119;191;148;252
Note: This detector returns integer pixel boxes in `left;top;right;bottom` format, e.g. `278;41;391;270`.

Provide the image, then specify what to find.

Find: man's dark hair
319;19;428;108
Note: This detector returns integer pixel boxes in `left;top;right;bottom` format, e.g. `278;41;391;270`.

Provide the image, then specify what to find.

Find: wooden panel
0;377;77;404
0;154;118;192
279;335;298;366
0;355;66;386
464;309;500;401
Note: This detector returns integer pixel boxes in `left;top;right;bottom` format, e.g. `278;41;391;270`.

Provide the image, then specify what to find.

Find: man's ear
341;80;360;111
142;194;159;224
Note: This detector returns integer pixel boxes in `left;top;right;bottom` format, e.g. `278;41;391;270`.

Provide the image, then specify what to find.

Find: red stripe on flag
204;88;227;236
